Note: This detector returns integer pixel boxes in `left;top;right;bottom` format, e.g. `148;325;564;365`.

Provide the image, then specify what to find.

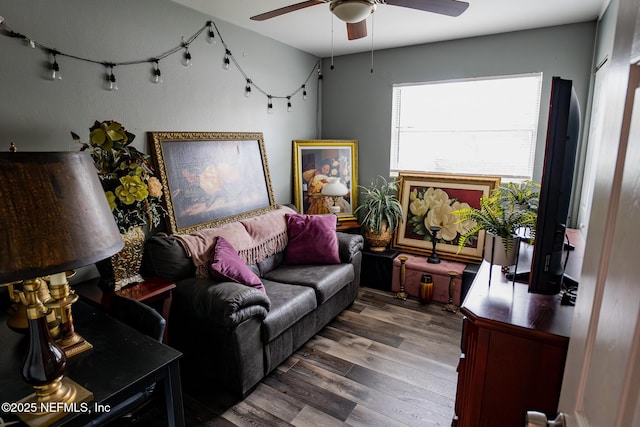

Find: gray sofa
142;210;364;398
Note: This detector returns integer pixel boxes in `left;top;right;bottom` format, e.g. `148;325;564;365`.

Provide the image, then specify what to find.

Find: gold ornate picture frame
393;172;501;263
148;131;276;234
292;140;358;221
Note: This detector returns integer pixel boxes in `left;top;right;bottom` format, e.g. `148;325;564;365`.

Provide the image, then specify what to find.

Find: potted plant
72;120;167;290
354;176;404;252
452;186;538;266
495;180;540;211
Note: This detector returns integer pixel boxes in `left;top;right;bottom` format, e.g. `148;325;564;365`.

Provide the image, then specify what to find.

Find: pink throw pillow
209;237;265;293
284;214;340;265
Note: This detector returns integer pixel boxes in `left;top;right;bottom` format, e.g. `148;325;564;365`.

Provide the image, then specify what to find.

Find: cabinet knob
526;411;566;427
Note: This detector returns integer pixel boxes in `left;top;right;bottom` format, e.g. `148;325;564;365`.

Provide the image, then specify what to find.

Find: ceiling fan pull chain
330;14;335;70
370;12;375;73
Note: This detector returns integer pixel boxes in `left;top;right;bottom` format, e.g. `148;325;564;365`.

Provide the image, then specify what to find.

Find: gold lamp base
57;333;93;358
17;376;93;427
45;272;93;358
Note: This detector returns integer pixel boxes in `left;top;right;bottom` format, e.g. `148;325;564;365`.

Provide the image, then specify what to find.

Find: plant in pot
452;187;538;266
496;180;541;212
72;120;167;290
354;176;404;252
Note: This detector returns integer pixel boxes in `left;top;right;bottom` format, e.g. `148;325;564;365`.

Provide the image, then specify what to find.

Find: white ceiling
172;0;609;58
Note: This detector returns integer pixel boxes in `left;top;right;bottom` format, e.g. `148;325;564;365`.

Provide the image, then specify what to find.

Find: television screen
528;77;581;295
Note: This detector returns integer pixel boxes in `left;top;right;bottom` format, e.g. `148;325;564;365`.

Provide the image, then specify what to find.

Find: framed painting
148;131;276;234
393;172;501;263
292;140;358;221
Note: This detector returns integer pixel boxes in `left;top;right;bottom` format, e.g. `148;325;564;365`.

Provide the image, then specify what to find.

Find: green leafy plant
495;180;540;210
72;120;167;234
452;190;537;256
354;176;404;234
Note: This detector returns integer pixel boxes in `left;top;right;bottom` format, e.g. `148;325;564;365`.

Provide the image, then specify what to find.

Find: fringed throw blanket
174;205;296;278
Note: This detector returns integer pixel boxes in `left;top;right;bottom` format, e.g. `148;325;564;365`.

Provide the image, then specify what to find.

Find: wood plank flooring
117;288;463;426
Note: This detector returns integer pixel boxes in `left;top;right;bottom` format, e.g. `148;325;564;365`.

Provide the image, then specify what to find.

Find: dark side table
0;300;185;426
361;249;400;291
336;220;361;234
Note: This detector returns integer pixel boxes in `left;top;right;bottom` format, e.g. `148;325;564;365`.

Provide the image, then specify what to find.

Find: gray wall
0;0;320;205
320;22;597;191
0;0;319;281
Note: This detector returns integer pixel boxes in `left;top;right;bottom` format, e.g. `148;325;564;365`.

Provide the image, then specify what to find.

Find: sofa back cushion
142;235;195;281
256;251;285;277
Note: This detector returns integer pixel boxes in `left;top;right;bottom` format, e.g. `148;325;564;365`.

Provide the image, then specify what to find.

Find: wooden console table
452;229;584;426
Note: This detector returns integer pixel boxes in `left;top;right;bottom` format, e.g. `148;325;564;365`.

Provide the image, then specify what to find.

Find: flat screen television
528;76;581;295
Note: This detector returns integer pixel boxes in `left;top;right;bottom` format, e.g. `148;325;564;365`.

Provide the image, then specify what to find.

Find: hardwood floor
119;288;463;426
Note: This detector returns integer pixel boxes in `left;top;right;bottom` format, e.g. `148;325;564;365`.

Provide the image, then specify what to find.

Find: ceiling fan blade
385;0;469;17
347;20;367;40
250;1;326;21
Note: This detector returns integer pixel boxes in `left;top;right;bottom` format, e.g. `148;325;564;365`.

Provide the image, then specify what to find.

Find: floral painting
393;172;500;262
148;132;276;234
292;140;358;221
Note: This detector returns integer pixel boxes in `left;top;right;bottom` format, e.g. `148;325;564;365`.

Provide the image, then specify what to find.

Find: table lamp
0;152;124;426
321;177;348;224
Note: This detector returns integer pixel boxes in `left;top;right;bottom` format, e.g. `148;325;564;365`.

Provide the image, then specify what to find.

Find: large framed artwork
393;172;501;263
148;131;276;234
292;140;358;221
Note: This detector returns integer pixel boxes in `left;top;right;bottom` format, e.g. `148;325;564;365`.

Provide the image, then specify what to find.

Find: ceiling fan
250;0;470;41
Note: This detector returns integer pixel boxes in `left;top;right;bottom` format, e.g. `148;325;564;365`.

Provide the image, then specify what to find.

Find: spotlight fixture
245;79;252;98
302;84;308;100
287;96;292;112
330;0;376;24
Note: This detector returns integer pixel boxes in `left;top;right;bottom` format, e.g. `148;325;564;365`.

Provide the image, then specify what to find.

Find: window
390;73;543;182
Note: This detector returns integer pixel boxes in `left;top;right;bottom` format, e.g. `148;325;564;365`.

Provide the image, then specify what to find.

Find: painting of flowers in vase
393;172;500;262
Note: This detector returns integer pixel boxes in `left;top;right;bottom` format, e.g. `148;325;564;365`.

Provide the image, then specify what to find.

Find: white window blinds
390;73;543;181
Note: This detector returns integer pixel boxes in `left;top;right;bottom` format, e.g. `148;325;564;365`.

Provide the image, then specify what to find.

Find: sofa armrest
175;278;271;327
337;232;364;263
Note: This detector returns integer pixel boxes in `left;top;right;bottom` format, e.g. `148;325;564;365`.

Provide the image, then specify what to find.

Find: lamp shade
321;177;349;197
330;0;376;24
0;152;124;283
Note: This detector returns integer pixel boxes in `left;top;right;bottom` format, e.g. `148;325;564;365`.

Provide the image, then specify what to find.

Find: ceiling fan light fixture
330;0;376;24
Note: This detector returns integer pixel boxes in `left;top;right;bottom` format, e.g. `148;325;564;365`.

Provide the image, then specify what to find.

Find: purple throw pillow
209;237;265;293
284;214;340;265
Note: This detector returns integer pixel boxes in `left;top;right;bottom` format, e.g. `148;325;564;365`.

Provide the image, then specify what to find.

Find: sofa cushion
142;235;195;281
284;214;340;265
209;237;265;293
263;264;354;305
261;279;317;342
256;251;284;277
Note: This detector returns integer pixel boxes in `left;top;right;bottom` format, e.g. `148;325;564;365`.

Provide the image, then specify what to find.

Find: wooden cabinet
452;261;574;426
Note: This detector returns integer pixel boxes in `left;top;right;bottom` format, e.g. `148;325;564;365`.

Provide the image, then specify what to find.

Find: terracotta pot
364;223;392;252
483;232;520;266
96;226;145;291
